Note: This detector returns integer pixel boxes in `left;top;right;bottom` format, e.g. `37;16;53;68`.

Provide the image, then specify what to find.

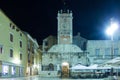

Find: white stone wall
87;40;120;64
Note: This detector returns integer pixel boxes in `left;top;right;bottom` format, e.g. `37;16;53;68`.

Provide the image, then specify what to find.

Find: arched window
49;63;54;71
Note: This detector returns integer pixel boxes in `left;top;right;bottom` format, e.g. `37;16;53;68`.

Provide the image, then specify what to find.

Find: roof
48;44;83;53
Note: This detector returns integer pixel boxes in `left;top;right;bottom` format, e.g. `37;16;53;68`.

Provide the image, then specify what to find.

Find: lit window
11;66;15;75
0;45;3;54
20;41;22;48
2;65;9;75
10;33;13;42
10;49;13;57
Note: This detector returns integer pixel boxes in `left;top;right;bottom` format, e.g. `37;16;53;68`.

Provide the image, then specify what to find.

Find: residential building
25;33;41;76
0;10;27;77
0;9;42;78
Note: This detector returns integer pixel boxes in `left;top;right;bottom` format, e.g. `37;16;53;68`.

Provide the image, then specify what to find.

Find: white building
41;9;90;78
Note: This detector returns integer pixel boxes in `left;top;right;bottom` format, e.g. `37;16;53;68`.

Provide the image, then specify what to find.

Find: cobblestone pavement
0;76;109;80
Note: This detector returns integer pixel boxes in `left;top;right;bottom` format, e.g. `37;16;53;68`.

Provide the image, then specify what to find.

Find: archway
49;63;54;71
61;62;69;78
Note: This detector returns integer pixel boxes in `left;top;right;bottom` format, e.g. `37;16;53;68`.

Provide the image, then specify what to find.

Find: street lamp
106;19;119;59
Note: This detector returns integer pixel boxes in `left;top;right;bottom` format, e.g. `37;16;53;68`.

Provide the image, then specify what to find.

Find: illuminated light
33;65;37;68
62;62;69;66
33;65;39;69
11;66;15;75
3;65;9;74
13;58;20;64
106;22;119;36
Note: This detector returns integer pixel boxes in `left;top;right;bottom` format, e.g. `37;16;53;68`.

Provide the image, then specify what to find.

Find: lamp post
106;18;119;59
106;19;119;79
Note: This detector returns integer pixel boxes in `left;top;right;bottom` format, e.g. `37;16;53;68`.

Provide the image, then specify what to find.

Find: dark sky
0;0;120;45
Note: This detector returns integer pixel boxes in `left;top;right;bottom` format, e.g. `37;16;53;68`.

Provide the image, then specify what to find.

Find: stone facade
41;8;120;78
41;9;89;77
87;40;120;64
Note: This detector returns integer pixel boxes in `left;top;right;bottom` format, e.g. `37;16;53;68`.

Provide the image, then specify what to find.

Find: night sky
0;0;120;45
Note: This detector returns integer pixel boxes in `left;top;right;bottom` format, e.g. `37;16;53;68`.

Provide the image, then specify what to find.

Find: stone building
87;40;120;65
41;9;89;78
25;33;42;76
41;7;120;78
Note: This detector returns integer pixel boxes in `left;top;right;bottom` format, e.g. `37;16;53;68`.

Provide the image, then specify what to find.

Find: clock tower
57;10;73;44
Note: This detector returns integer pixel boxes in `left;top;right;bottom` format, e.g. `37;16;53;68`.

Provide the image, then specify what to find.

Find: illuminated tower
57;10;73;44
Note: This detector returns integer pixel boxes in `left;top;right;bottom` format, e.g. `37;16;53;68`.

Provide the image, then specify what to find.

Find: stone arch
49;63;54;71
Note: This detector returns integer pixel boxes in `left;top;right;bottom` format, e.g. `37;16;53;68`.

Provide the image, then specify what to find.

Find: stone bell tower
57;9;73;44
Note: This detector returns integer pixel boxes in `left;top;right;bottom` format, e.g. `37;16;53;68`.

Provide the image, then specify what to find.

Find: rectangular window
10;33;13;42
45;41;48;46
32;56;34;64
28;41;30;50
114;48;119;57
95;49;100;57
2;65;9;75
32;46;34;54
20;41;22;48
105;48;110;58
0;45;3;54
28;54;30;63
20;53;22;60
10;49;13;57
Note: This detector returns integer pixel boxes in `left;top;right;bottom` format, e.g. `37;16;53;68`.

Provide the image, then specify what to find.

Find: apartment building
0;10;27;77
0;9;42;77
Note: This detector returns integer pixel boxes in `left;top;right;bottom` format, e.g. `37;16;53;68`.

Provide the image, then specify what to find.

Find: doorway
61;62;69;78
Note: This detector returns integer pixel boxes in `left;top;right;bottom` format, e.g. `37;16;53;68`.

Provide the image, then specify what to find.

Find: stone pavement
0;75;119;80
